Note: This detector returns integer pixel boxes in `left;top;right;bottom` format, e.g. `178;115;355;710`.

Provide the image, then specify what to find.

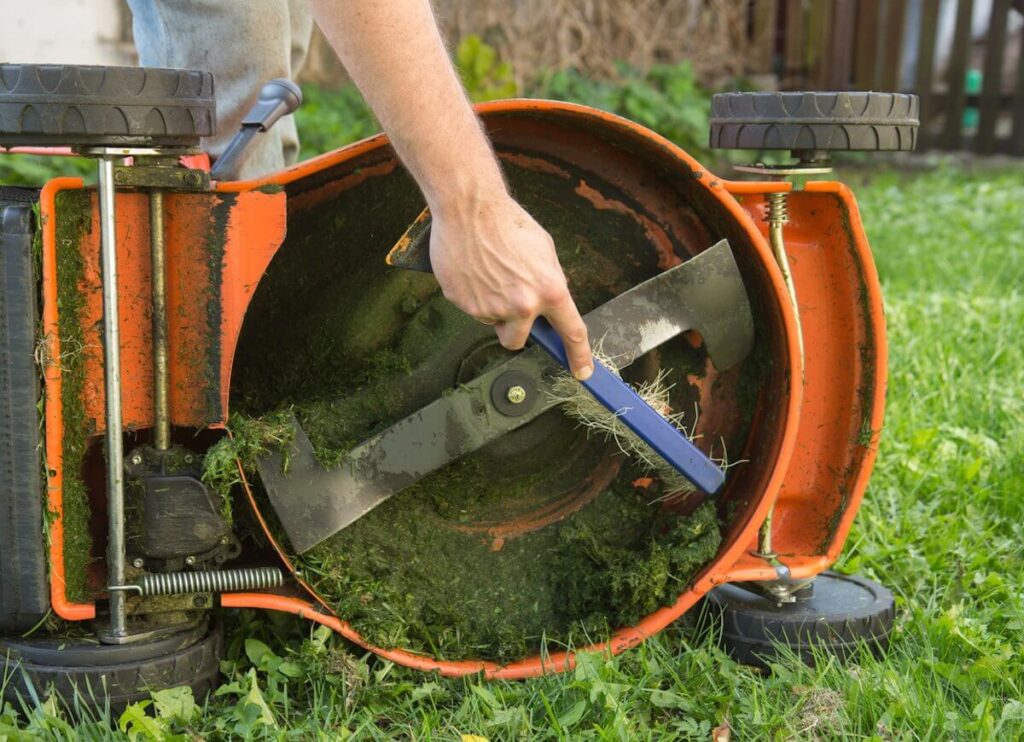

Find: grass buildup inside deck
215;163;726;661
208;409;721;663
52;189;95;603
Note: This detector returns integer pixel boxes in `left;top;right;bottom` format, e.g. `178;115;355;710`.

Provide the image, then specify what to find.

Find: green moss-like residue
53;189;94;603
227;161;727;661
298;477;720;662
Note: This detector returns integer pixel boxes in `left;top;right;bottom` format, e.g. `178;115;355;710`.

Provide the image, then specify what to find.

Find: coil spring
137;567;283;596
765;191;789;225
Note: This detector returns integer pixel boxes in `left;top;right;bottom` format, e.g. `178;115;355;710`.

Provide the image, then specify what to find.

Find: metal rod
149;189;170;451
765;192;804;363
757;191;804;564
98;156;128;639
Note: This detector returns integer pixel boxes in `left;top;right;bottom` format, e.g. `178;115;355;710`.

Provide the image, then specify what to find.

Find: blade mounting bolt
506;385;528;405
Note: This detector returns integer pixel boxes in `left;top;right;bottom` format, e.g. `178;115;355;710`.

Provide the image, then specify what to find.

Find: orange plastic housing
39;100;885;679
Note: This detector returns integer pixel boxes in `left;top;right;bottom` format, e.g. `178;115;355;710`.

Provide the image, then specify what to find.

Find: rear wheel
1;621;223;713
0;63;215;148
0;198;48;633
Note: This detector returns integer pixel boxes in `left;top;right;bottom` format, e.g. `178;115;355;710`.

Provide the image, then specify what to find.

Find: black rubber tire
702;571;895;668
0;64;215;148
0;198;49;633
709;91;919;152
0;622;223;714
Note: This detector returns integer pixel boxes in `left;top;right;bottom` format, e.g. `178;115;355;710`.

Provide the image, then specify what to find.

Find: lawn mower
0;63;917;706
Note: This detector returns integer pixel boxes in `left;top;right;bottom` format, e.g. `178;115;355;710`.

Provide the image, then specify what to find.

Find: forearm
310;0;506;213
310;0;593;379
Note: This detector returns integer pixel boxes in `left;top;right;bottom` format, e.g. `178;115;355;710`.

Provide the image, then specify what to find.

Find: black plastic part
0;201;49;632
702;571;895;667
241;79;303;131
0;64;215;147
210;78;303;181
140;475;230;558
709;92;919;152
124;445;234;569
0;622;223;713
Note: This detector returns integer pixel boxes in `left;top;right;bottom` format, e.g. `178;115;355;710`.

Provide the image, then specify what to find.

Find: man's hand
311;0;593;380
430;194;593;380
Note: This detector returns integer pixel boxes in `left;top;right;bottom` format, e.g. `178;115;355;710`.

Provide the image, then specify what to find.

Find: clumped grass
547;353;713;497
201;411;296;523
7;165;1022;738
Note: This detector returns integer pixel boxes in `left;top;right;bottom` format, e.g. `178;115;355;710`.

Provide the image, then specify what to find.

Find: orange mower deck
40;100;885;678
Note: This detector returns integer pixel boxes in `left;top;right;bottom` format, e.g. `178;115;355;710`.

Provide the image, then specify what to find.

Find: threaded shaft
765;191;789;224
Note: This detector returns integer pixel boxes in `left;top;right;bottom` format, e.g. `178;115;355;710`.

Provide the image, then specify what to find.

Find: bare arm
309;0;593;380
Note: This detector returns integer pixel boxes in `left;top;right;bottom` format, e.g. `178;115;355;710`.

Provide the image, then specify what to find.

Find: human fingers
543;292;593;380
494;316;534;351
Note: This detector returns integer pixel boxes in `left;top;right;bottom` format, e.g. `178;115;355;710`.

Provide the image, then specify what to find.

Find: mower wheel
709;91;918;152
0;200;48;632
702;571;895;668
0;621;223;713
0;64;215;148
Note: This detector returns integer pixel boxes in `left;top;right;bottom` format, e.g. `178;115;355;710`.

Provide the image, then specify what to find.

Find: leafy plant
457;34;518;102
531;62;712;157
0;154;94;188
293;84;379;158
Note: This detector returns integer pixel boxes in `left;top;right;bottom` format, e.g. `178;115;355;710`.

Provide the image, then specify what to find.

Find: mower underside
36;102;883;678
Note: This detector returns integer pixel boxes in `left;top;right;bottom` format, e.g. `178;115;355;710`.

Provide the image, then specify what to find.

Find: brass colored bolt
506;385;527;405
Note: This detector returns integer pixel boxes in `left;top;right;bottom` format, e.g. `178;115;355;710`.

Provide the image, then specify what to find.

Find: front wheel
710;91;919;153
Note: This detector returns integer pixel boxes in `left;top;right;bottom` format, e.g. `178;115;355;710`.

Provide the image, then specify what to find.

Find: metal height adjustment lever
210;78;302;181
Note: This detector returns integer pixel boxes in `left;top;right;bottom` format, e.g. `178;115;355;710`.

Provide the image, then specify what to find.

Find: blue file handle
529;317;725;494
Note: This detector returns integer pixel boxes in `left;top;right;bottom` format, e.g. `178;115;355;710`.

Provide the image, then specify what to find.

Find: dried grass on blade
547;347;726;499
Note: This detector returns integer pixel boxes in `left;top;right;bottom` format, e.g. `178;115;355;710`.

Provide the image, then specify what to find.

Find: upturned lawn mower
0;63;917;706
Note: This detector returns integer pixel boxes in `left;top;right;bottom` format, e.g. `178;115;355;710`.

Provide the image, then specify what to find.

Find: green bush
456;34;518;102
0;154;94;188
530;62;712;158
294;60;716;162
293;84;378;159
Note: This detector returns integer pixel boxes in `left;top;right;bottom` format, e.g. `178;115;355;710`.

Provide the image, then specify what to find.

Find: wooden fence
755;0;1024;154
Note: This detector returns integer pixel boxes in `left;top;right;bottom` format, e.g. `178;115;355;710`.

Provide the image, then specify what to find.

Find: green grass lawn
5;165;1023;740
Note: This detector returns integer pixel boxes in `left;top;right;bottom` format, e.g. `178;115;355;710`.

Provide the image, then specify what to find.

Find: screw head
506;385;528;405
220;536;230;545
132;557;144;569
184;555;196;566
128;452;143;466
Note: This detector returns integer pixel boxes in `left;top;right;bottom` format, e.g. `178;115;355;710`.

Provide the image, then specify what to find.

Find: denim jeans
127;0;313;179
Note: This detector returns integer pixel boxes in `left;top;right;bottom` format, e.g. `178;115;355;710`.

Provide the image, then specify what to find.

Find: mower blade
258;239;753;553
584;239;753;371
